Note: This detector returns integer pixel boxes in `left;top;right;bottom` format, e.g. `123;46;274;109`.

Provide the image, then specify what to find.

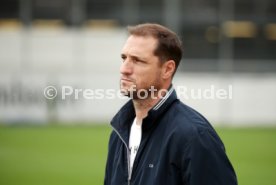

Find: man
104;23;237;185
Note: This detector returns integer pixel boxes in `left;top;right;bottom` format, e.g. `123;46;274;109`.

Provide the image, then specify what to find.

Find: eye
133;58;139;62
133;57;144;63
121;55;126;62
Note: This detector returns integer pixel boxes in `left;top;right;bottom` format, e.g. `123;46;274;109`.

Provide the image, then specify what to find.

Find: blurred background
0;0;275;185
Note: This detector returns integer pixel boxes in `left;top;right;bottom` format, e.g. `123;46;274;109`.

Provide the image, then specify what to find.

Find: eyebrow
121;53;147;62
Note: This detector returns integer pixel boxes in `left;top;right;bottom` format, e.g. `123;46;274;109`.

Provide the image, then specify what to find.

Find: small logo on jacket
148;164;154;168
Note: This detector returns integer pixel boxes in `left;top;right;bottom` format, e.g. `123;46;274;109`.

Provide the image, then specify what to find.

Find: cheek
133;63;161;84
138;69;161;87
135;68;152;81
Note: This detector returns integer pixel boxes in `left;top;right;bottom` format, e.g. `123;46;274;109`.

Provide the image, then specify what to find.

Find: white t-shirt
129;117;142;173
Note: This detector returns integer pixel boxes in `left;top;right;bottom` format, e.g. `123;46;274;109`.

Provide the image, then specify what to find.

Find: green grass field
0;125;276;185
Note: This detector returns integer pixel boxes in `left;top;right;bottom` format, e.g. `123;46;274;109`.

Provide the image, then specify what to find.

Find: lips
120;78;133;83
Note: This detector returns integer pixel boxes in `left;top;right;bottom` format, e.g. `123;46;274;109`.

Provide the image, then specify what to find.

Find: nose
120;59;133;75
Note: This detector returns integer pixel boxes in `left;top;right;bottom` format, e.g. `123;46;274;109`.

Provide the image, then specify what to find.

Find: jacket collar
111;85;178;142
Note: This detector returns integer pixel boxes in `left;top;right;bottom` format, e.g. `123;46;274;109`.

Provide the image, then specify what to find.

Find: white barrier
0;28;275;125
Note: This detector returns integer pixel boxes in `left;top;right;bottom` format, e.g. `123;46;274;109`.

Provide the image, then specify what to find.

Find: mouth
120;78;133;83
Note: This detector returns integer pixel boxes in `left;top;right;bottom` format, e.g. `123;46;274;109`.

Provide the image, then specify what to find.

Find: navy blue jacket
104;87;237;185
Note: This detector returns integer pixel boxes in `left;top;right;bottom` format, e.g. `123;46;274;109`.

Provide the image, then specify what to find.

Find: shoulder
170;100;210;125
165;100;224;148
166;100;211;132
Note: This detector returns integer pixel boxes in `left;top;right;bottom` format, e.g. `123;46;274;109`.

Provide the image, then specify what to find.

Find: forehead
121;35;157;57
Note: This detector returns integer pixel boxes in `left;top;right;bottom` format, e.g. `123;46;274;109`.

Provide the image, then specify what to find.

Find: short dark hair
127;23;183;74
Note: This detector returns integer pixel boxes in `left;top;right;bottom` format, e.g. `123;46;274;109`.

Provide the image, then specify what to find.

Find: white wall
0;28;275;125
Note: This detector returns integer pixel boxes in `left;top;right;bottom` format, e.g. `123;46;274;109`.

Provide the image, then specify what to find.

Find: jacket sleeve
104;162;109;185
104;131;116;185
104;145;110;185
181;128;238;185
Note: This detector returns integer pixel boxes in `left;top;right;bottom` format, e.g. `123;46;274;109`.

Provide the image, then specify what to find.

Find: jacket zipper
111;126;132;185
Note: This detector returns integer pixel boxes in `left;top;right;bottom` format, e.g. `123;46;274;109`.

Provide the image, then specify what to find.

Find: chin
120;87;131;95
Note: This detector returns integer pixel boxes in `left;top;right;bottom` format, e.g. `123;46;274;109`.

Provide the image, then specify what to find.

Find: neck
132;97;160;126
133;84;171;126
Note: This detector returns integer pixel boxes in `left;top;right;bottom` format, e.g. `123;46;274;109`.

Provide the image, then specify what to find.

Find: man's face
120;35;163;99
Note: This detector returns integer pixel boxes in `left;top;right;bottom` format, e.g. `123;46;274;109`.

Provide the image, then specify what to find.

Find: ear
161;60;175;80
